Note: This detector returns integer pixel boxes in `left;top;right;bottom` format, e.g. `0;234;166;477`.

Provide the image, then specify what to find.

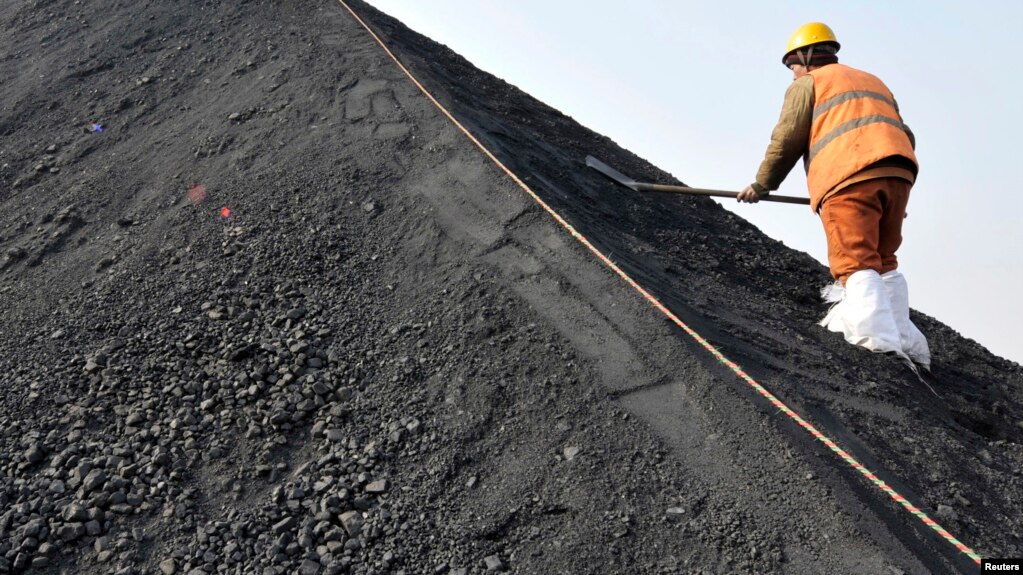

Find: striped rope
335;1;982;565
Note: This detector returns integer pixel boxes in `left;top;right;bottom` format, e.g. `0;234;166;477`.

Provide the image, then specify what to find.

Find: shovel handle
584;155;810;205
635;183;810;205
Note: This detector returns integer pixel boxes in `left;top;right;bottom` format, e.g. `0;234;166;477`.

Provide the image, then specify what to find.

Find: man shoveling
736;22;931;370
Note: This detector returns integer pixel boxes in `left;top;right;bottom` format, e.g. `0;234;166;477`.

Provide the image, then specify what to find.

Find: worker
736;22;930;370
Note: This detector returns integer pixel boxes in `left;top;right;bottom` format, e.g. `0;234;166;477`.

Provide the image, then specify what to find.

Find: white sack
819;269;904;356
881;270;931;370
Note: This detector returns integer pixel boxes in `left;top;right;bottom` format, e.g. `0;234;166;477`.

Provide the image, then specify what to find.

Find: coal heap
1;1;1021;574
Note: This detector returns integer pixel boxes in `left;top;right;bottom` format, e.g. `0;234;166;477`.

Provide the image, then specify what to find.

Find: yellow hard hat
784;22;840;64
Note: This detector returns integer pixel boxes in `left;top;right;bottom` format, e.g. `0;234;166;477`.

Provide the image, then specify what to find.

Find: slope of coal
0;1;1020;574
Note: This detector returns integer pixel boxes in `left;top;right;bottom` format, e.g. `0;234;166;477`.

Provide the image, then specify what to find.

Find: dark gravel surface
1;1;1021;574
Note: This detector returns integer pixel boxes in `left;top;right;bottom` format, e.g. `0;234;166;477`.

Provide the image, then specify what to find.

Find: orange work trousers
819;177;911;285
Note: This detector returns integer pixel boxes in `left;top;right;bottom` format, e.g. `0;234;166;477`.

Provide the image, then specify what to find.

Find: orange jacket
806;64;917;211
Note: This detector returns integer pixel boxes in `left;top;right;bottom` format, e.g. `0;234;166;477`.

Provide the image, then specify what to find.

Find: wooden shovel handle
635;183;810;205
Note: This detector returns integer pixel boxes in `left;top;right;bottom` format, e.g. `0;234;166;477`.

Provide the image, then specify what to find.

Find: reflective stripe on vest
812;90;896;121
809;114;907;164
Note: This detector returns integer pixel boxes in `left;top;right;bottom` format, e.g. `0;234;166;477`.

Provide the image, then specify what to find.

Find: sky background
364;0;1022;364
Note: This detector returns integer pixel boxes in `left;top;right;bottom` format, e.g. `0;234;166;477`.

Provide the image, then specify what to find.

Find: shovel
586;155;810;205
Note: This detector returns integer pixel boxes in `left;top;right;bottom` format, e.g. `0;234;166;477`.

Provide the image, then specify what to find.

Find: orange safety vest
806;64;918;211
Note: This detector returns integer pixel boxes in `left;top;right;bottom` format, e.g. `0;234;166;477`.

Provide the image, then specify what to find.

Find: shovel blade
586;155;640;191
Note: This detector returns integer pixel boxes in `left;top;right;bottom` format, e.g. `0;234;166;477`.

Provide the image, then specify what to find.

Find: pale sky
363;1;1023;365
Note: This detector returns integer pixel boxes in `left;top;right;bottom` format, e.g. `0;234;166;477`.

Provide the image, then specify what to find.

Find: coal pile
1;1;1021;574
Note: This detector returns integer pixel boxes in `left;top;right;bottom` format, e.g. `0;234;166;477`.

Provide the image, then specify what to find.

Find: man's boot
820;269;904;355
881;270;931;370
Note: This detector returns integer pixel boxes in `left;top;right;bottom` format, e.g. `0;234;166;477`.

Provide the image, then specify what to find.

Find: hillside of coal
1;1;1021;574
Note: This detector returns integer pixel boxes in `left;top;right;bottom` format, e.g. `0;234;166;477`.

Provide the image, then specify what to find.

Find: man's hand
737;185;761;204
